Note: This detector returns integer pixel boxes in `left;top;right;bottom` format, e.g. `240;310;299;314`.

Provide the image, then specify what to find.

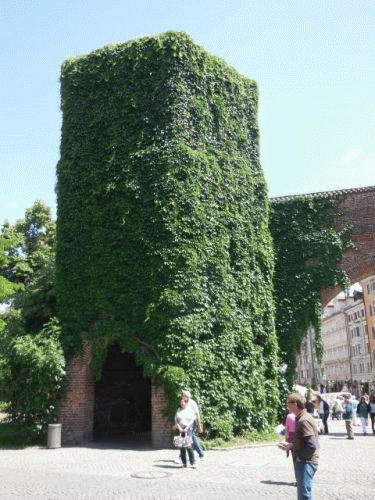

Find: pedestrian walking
182;390;205;459
315;394;329;434
335;397;343;420
351;397;359;426
305;390;315;415
174;395;196;468
343;395;354;439
175;390;205;464
284;393;319;500
369;395;375;434
357;396;370;435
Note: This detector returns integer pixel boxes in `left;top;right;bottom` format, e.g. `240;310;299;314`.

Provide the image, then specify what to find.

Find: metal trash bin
47;423;62;449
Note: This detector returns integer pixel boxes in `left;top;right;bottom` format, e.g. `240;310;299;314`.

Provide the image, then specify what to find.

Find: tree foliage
56;31;280;436
0;202;63;425
0;235;23;302
0;200;55;290
0;316;65;424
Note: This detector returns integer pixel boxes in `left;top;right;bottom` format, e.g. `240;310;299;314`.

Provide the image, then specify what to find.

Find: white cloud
4;202;18;209
341;149;362;164
363;156;375;171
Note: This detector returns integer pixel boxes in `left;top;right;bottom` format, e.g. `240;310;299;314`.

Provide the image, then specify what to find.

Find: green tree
0;200;55;289
0;202;63;425
0;235;23;302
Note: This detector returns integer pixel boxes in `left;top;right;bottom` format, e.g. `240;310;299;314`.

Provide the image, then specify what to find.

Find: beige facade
295;326;324;388
345;298;372;394
361;276;375;388
321;293;352;392
295;281;375;395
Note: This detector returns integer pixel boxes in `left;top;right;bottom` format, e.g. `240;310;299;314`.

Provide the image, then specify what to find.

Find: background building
295;279;375;396
345;294;372;395
361;276;375;390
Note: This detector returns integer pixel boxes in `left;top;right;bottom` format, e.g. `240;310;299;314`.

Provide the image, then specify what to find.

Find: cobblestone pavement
1;420;374;499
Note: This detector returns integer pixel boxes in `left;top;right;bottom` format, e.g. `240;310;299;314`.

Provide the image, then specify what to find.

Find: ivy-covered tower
56;31;280;444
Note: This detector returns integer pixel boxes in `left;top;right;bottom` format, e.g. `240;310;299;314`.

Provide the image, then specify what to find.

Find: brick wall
320;187;375;306
58;340;95;445
151;383;174;449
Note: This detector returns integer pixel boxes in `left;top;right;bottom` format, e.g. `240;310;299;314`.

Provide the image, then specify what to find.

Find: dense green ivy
56;31;280;436
270;194;353;383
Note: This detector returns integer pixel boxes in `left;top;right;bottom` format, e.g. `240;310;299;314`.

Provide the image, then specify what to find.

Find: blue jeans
191;421;205;458
295;461;317;500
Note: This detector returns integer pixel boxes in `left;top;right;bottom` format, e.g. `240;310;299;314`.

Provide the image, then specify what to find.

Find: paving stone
1;420;374;499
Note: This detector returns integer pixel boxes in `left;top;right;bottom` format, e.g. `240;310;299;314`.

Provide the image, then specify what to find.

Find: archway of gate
318;186;375;308
93;343;151;442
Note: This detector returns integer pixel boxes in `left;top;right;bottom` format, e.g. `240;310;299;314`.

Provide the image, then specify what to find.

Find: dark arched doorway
93;344;151;443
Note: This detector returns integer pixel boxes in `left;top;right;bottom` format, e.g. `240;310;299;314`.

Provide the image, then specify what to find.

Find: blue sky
1;0;374;223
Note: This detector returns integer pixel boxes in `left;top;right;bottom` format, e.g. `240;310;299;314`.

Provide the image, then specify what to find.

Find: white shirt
175;405;195;429
188;398;199;416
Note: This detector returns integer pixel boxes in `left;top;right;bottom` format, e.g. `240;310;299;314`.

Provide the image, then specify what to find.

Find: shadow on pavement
261;480;297;487
153;460;182;469
82;431;154;451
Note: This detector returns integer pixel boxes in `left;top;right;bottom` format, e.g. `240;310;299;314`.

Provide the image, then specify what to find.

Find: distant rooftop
270;185;375;202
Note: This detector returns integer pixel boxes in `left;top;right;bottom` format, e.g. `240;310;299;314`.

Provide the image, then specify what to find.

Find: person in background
182;390;205;460
305;390;315;415
285;393;319;500
335;397;343;420
343;395;354;439
174;395;196;468
315;395;329;434
369;395;375;434
356;396;370;435
351;397;359;426
285;411;296;445
284;411;296;458
283;410;297;486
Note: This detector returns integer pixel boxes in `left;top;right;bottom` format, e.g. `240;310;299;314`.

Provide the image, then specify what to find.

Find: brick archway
58;342;172;447
93;344;151;441
319;186;375;307
272;186;375;308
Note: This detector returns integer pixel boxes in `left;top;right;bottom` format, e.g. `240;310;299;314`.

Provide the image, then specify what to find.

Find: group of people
173;388;373;497
305;391;375;437
174;390;205;468
341;394;375;439
282;391;375;500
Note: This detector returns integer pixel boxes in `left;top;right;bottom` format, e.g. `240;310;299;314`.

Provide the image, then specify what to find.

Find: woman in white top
175;396;196;468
